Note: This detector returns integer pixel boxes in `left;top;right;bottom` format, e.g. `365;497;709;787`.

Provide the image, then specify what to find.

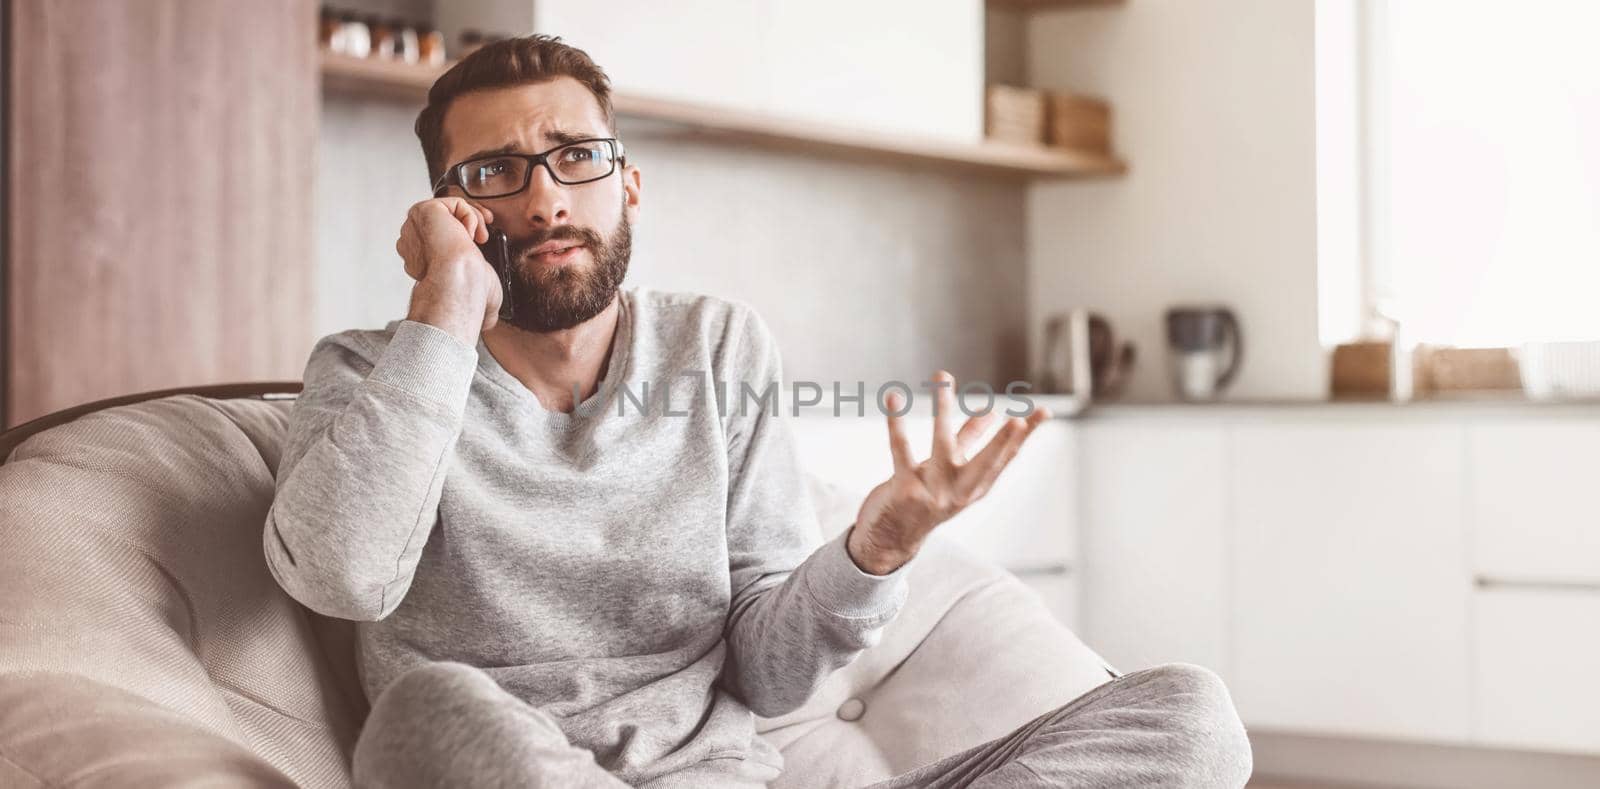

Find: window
1318;0;1600;348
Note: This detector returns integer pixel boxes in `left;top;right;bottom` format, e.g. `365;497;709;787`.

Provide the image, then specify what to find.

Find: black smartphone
477;226;516;321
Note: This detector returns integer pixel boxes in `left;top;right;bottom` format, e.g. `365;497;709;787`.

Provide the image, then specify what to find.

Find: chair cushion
0;395;362;789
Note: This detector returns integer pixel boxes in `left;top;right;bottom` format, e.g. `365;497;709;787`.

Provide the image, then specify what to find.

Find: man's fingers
884;389;916;472
471;203;494;242
957;408;1048;501
954;408;1001;458
930;370;957;464
469;202;494;242
398;219;424;280
959;420;1028;501
446;199;488;244
431;197;492;244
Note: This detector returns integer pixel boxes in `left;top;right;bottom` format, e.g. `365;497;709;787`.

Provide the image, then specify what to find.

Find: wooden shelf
320;50;443;101
319;51;1126;180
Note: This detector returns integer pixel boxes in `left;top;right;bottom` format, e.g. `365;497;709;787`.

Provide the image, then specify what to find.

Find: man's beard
501;209;632;333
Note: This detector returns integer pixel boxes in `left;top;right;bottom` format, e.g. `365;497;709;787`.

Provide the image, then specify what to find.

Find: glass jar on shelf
338;12;370;58
392;19;420;64
368;16;395;59
418;27;446;66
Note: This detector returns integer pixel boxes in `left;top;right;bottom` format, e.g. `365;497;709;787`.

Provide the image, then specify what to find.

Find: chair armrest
0;672;297;788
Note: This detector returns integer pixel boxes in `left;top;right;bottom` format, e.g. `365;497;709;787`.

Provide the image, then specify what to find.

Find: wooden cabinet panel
6;0;317;427
1078;421;1230;676
1229;421;1472;741
1474;587;1600;753
1468;420;1600;584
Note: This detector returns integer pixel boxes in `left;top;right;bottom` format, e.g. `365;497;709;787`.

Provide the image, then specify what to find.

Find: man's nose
518;164;570;228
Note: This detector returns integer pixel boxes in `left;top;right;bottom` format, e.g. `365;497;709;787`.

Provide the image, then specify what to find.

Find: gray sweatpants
353;662;1253;788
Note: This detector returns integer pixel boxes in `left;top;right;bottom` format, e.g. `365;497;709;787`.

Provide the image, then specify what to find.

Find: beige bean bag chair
0;391;1112;787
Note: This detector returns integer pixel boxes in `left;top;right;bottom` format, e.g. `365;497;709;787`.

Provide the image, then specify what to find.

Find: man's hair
414;34;616;188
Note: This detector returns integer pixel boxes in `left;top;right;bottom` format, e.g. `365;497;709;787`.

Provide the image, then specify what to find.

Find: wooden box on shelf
985;84;1047;146
1419;346;1523;393
1047;91;1112;155
1330;341;1393;398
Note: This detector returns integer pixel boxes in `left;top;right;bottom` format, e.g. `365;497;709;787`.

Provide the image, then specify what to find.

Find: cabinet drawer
1474;587;1600;753
1229;422;1472;741
1468;421;1600;584
1078;422;1229;675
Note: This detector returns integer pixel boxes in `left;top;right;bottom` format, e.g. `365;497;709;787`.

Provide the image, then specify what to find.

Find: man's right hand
395;197;505;346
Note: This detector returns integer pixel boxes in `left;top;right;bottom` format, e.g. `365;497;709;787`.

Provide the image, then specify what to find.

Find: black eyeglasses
433;137;626;198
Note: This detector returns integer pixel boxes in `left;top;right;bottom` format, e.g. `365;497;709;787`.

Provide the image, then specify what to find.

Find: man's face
439;77;642;333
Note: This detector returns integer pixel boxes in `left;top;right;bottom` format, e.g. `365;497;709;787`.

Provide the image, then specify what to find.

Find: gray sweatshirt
262;287;911;785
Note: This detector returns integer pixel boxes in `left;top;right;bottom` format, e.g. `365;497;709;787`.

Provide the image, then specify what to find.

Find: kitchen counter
785;388;1600;422
1078;394;1600;421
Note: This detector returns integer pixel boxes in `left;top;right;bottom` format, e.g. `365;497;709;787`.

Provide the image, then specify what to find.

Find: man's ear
622;164;643;220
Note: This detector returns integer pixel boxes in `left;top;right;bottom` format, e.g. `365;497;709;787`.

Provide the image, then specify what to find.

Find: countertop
1078;393;1600;421
786;390;1600;422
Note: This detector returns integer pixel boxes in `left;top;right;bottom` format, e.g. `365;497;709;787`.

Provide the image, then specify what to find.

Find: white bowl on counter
1517;341;1600;400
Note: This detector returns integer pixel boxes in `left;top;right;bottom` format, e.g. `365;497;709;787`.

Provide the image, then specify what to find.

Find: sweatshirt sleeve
262;319;480;622
716;306;913;719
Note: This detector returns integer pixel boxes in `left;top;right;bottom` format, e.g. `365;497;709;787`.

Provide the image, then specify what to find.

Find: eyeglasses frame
432;137;627;198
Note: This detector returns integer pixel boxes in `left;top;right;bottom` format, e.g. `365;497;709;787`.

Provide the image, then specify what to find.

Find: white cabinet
1075;406;1600;755
1474;587;1600;753
1077;421;1230;677
520;0;986;142
1467;418;1600;754
789;411;894;509
792;404;1600;751
1227;421;1472;742
1468;420;1600;584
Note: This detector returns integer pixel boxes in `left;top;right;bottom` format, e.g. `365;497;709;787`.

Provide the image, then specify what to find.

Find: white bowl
1517;341;1600;400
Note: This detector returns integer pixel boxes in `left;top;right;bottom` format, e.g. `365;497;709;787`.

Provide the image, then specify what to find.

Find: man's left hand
846;370;1052;575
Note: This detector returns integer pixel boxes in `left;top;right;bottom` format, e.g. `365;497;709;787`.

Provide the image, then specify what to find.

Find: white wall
616;135;1030;389
314;99;428;345
1026;0;1325;402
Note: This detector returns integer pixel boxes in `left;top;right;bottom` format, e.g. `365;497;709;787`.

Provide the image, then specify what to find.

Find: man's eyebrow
457;130;604;163
544;129;593;146
457;142;522;163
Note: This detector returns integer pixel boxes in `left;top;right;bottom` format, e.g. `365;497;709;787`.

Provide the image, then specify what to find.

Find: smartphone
477;226;516;322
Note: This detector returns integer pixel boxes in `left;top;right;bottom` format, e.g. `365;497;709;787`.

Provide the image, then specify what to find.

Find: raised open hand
846;371;1052;575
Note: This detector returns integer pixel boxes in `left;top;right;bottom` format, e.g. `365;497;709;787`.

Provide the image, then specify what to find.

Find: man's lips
532;239;581;255
527;241;585;264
